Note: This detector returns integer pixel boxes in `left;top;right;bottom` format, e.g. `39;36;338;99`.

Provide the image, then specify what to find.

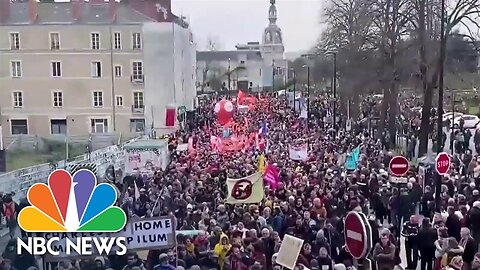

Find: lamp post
227;58;231;98
302;64;310;117
332;52;337;130
435;0;446;213
272;59;275;94
290;68;296;111
450;91;455;154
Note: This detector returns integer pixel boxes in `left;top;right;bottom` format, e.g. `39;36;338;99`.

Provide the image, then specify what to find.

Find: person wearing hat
153;253;175;270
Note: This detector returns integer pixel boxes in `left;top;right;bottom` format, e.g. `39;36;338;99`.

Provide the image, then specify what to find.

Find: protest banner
43;216;176;261
289;144;308;161
226;172;264;204
124;140;169;175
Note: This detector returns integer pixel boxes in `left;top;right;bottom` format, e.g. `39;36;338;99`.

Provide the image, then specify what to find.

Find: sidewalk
0;226;10;238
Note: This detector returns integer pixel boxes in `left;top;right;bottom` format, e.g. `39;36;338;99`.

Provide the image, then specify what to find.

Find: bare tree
370;0;413;144
415;0;480;156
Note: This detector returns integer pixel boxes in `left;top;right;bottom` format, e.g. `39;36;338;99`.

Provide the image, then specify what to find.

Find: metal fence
0;136;141;202
2;133;138;152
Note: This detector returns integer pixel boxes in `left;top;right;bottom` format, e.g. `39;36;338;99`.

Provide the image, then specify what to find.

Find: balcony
131;105;145;114
130;75;144;85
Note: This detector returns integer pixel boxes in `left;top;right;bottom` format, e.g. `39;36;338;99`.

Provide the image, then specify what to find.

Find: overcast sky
171;0;323;52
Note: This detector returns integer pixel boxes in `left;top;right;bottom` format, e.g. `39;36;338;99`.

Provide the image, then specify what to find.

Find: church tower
261;0;286;91
261;0;285;60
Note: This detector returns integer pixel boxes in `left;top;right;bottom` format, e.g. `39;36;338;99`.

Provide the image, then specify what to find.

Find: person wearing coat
460;227;478;270
373;231;396;270
417;218;437;270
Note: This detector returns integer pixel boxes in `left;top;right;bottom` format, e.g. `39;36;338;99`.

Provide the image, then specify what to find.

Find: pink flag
264;164;280;190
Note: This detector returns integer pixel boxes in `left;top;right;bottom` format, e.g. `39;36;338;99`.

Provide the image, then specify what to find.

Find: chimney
72;0;82;22
0;0;11;24
109;0;117;23
28;0;39;24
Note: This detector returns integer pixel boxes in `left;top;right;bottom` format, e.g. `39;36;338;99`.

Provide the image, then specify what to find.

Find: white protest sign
276;234;304;269
118;216;176;250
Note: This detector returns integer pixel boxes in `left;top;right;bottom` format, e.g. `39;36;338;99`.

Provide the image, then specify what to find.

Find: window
115;95;124;107
50;119;67;134
133;92;144;109
114;65;122;78
52;91;63;108
12;91;23;108
10;33;19;50
50;33;60;50
130;119;145;133
11;61;21;78
11;120;28;135
114;32;121;50
91;119;108;133
93;91;103;107
91;61;102;78
91;33;100;50
52;61;62;77
249;82;253;87
240;60;245;64
132;33;142;50
276;67;283;75
132;61;143;80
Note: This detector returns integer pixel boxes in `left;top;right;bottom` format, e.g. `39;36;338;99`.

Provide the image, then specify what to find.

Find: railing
130;75;144;85
131;105;145;114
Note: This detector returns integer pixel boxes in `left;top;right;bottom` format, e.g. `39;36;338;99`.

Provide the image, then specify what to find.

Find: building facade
0;0;195;140
196;0;287;93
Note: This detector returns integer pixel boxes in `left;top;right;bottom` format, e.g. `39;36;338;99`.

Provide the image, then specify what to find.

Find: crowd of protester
4;93;480;270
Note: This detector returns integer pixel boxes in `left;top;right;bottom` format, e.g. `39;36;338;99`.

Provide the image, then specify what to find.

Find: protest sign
276;234;304;269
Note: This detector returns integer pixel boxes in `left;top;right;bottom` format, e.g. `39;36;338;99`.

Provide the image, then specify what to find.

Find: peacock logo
18;169;126;232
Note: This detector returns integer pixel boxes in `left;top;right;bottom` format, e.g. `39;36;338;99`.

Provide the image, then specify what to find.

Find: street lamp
272;59;276;94
227;58;231;98
435;0;446;213
290;68;296;111
331;52;337;130
302;64;310;117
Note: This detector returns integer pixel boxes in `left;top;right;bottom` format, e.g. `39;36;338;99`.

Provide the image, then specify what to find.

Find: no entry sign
344;211;372;259
389;156;409;176
435;152;451;175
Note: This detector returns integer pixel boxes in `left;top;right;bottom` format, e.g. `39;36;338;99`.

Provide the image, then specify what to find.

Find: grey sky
172;0;323;52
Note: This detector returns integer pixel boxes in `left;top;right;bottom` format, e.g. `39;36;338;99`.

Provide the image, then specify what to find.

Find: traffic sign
389;155;409;176
435;152;451;175
344;211;372;259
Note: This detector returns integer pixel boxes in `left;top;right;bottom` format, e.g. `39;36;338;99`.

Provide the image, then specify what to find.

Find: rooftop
197;50;263;62
0;0;189;27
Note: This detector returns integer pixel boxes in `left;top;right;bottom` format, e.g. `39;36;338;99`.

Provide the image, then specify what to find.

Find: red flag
237;90;246;103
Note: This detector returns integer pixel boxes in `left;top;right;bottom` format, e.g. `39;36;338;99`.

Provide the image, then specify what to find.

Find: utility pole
333;52;337;130
272;59;275;94
435;0;446;213
228;58;231;98
293;70;296;111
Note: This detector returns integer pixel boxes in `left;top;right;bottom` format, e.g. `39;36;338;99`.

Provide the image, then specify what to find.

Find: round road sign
435;152;451;175
389;155;409;176
344;211;372;259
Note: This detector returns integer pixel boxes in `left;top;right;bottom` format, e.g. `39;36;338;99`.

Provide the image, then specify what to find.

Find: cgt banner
43;216;176;261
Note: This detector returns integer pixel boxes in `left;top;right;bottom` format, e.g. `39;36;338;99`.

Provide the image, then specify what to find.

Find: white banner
125;149;164;175
289;144;308;161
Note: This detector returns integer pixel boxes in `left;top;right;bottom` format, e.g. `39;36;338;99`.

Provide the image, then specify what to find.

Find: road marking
346;229;362;241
